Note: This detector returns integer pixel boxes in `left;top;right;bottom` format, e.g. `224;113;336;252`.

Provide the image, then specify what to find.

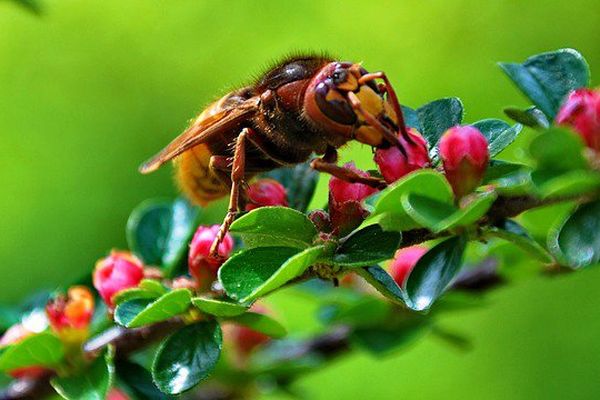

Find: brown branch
0;192;593;400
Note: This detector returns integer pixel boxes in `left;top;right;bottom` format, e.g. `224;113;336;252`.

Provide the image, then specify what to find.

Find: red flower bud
329;162;378;204
46;286;94;334
245;179;288;211
107;388;130;400
328;163;378;236
439;126;489;198
188;225;234;288
93;251;144;308
556;88;600;152
374;128;430;183
389;246;428;287
0;324;50;379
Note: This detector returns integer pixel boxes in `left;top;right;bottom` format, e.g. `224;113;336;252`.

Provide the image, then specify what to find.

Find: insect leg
358;72;413;144
311;147;386;189
209;128;249;258
346;91;408;158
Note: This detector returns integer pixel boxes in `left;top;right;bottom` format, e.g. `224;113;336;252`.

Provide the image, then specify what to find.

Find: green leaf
355;266;406;305
226;312;287;338
333;225;401;267
351;318;429;355
531;170;600;199
114;289;191;328
416;97;464;151
127;198;199;276
472;119;523;157
51;350;114;400
242;245;325;303
504;106;550;129
230;207;317;249
486;220;552;263
401;191;496;233
152;321;222;395
113;288;160;306
113;279;166;306
529;128;588;171
261;161;319;212
370;170;454;230
219;247;302;302
115;359;171;400
405;236;467;311
499;48;590;119
319;296;391;327
0;332;64;372
401;105;423;131
192;297;249;317
483;161;534;196
548;200;600;268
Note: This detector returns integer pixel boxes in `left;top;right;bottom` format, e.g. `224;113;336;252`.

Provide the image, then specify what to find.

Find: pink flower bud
439;126;489;198
0;324;50;379
93;251;144;308
389;246;428;287
328;163;378;236
556;88;600;151
245;179;288;211
374;128;431;183
188;225;234;288
329;162;378;204
107;388;130;400
46;286;94;334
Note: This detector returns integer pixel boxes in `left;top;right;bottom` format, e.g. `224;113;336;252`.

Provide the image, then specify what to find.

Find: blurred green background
1;0;600;398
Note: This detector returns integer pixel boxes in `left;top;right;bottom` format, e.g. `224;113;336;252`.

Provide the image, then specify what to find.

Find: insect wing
139;97;259;173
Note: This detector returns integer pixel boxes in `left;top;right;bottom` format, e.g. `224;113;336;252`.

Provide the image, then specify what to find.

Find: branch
0;192;590;400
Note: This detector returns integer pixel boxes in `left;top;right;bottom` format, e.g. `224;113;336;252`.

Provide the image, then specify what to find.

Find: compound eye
314;82;357;125
331;69;348;85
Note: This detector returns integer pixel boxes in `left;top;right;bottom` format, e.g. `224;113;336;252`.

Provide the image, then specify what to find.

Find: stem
0;192;592;400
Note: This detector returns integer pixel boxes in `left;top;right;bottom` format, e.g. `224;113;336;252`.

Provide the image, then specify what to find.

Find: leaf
529;128;588;171
355;266;406;305
192;297;249;317
401;105;423;131
219;247;302;301
261;161;319;212
416;98;464;151
115;359;171;400
113;288;160;306
0;332;64;372
369;170;454;230
127;198;199;276
240;245;325;303
486;220;552;263
504;106;550;129
548;200;600;268
405;236;467;311
230;207;317;249
483;161;534;196
499;49;590;119
319;296;391;328
333;225;401;267
51;351;114;400
351;318;429;355
531;170;600;199
152;321;222;395
114;289;191;328
226;312;287;338
472;119;523;157
401;191;496;233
